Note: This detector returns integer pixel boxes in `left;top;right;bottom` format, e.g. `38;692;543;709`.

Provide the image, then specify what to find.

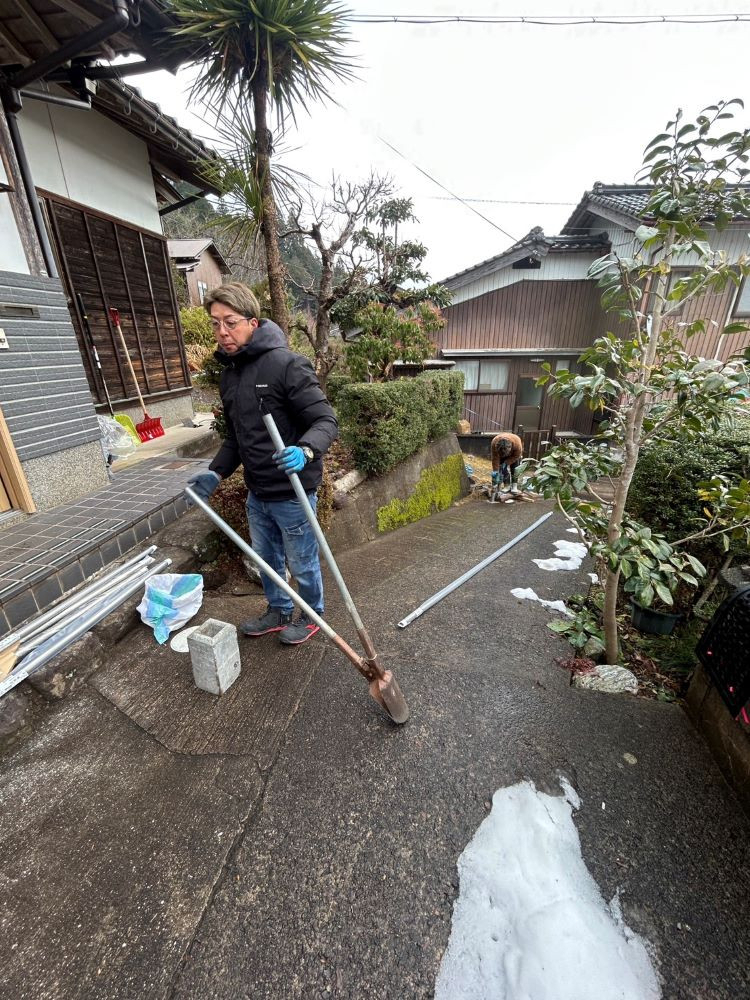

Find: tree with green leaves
526;100;750;663
171;0;355;334
345;301;444;382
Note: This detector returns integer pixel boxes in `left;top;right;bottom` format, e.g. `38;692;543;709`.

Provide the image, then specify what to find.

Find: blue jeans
246;492;323;615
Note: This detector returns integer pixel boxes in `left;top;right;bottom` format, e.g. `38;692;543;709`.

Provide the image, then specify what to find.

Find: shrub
628;433;750;548
326;373;353;406
180;306;214;348
336;371;463;476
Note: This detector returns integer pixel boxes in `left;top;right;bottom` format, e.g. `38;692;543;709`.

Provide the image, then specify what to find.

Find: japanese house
436;184;750;435
0;0;212;518
168;238;230;306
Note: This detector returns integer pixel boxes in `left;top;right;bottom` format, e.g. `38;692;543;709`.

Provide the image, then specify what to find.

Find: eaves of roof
441;227;610;290
441;347;583;357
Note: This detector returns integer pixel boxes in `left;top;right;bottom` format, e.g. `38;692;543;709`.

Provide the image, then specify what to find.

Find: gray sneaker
240;606;293;636
278;613;321;645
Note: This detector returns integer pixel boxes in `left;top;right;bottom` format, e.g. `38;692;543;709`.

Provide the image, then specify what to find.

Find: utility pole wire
352;13;750;26
377;136;517;241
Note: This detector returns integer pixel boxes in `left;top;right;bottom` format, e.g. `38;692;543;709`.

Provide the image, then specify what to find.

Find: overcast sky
134;0;750;282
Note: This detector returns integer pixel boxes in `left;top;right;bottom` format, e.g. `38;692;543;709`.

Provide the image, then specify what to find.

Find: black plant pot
630;599;681;636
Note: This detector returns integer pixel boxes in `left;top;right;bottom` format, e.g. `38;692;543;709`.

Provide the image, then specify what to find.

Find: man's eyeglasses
210;316;253;333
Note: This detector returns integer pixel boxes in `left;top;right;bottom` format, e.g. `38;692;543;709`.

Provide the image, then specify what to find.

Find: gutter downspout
0;0;131;278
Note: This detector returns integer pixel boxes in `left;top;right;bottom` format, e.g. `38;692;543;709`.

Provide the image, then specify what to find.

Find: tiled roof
563;182;750;234
441;227;609;289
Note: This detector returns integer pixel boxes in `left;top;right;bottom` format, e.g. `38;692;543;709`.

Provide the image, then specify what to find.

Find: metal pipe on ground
0;546;157;651
0;558;172;699
397;511;554;628
15;562;157;658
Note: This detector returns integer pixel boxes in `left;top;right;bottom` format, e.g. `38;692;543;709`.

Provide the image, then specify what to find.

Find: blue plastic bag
137;573;204;644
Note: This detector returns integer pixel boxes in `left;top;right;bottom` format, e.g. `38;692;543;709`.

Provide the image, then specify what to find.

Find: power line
420;196;577;206
352;13;750;26
377;136;517;241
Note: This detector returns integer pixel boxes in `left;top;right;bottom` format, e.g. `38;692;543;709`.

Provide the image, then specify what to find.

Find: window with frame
452;358;509;392
734;277;750;317
197;279;208;301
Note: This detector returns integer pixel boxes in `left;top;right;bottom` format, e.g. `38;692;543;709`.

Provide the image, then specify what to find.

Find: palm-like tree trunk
251;67;289;335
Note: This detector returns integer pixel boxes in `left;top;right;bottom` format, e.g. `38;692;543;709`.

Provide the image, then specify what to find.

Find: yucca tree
171;0;355;333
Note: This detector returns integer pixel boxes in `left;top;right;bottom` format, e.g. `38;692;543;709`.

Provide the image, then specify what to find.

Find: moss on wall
376;453;465;533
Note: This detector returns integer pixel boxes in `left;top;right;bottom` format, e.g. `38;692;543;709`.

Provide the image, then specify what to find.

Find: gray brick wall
0;270;100;463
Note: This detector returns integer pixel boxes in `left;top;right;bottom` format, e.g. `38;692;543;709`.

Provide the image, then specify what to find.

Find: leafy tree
280;177;450;384
331;196;451;333
171;0;355;334
526;100;750;662
345;301;444;382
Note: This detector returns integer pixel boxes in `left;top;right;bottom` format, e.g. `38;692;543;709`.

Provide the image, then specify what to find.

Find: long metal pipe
0;557;171;699
15;562;156;657
397;511;554;628
0;546;156;650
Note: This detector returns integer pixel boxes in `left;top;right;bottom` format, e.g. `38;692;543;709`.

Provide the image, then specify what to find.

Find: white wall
17;99;161;233
0;151;29;273
448;251;602;305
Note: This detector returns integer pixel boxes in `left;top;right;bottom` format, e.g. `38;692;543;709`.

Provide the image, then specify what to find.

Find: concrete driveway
1;498;748;999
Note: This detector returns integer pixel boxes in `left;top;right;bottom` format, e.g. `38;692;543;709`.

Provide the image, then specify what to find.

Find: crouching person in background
490;432;524;495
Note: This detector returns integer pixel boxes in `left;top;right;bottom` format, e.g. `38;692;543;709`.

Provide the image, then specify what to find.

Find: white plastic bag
137;573;204;644
97;414;136;457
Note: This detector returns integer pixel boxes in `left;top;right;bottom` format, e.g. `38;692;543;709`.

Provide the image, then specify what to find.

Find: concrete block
188;619;241;695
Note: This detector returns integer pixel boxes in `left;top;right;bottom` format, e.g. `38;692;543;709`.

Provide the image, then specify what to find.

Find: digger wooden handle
109;306;147;413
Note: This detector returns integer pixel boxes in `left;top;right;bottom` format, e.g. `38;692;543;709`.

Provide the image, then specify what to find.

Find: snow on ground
533;539;588;572
434;780;662;1000
510;587;572;617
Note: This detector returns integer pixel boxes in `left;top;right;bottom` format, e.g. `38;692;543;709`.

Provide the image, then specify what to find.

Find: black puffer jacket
208;320;338;500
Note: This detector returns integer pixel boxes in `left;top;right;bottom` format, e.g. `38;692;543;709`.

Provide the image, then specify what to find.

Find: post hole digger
184;412;410;725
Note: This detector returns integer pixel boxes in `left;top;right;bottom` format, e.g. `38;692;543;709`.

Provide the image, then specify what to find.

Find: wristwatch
301;446;314;464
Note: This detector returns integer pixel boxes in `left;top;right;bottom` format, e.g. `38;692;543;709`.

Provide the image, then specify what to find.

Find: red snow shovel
109;307;164;441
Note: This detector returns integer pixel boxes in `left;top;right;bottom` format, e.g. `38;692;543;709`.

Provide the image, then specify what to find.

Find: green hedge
628;432;750;569
336;371;464;477
326;373;353;407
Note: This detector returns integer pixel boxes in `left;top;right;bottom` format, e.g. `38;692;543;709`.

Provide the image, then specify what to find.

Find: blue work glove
273;446;307;474
491;471;501;486
186;470;221;503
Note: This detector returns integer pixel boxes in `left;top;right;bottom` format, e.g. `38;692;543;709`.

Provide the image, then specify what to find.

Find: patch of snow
533;539;588;572
510;587;572;617
588;573;599;584
566;527;579;534
435;779;662;1000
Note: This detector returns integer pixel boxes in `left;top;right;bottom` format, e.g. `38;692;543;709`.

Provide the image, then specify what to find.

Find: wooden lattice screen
45;197;190;406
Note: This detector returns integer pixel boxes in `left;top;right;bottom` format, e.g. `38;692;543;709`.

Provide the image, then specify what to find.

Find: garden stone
573;664;639;695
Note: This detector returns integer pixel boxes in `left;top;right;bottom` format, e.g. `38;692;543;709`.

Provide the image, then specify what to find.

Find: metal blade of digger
185;488;409;724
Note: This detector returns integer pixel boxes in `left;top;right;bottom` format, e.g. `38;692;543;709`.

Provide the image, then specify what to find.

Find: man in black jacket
187;283;338;646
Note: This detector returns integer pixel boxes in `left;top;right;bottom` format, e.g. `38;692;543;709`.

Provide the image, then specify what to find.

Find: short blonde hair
203;282;261;320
